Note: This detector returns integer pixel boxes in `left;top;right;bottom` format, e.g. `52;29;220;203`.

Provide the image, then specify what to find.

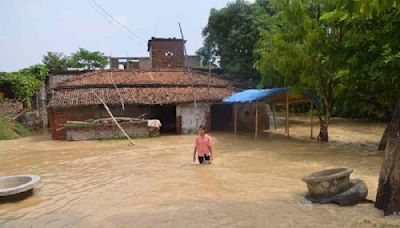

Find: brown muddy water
1;118;400;227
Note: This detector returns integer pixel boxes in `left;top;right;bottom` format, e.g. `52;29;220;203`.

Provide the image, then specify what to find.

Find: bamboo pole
310;101;314;139
179;23;198;127
266;103;269;130
272;103;277;130
255;101;258;139
91;92;135;145
108;71;125;110
234;103;237;134
286;92;289;137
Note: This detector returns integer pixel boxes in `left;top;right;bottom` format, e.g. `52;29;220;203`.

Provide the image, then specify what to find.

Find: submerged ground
0;117;399;227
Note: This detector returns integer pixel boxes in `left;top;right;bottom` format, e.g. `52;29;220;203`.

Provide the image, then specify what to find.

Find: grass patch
13;122;30;137
0;118;30;140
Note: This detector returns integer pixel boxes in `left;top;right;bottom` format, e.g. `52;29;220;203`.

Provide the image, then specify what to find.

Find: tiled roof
55;69;229;89
48;87;233;107
49;69;235;107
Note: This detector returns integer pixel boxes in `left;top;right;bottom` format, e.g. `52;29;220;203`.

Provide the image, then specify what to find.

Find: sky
0;0;238;72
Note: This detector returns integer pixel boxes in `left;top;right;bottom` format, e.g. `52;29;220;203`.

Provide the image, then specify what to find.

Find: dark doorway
211;104;233;131
155;105;176;133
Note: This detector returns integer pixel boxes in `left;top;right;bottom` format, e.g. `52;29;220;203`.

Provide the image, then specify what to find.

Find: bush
13;122;30;137
0;118;30;140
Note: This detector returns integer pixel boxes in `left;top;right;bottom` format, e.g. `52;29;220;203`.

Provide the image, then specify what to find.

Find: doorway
211;104;233;131
154;105;177;133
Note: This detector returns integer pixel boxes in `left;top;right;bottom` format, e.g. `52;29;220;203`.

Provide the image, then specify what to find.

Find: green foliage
13;122;30;137
69;48;108;70
19;64;49;81
198;0;399;124
252;0;400;121
6;72;42;101
43;52;70;73
0;65;47;107
334;8;400;119
43;48;109;73
337;0;400;17
256;0;345;120
198;0;275;82
0;118;30;140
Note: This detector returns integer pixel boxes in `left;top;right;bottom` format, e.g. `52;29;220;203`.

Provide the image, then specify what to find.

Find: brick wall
149;39;185;69
48;106;97;140
236;103;269;132
66;121;157;141
48;105;156;140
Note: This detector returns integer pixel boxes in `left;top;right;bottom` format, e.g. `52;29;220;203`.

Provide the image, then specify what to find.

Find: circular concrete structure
0;175;41;197
302;168;353;198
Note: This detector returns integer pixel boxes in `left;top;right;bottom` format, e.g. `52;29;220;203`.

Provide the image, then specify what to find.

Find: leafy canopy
42;48;109;73
69;48;109;70
198;0;275;82
42;52;70;73
0;64;48;107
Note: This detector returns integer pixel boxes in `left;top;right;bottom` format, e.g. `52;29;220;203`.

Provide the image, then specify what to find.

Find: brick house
109;37;202;70
47;37;268;140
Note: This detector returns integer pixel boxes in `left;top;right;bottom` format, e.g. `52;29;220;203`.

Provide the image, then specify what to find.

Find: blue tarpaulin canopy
223;88;290;103
223;87;315;139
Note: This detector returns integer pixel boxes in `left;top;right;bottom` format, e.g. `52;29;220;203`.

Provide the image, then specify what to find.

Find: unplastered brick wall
150;39;185;69
66;121;152;141
235;103;269;132
48;104;156;140
48;106;97;140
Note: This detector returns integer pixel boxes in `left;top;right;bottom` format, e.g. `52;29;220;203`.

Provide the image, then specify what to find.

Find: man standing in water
193;125;213;164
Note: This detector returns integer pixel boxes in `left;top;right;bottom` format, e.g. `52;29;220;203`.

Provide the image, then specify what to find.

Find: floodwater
1;117;400;228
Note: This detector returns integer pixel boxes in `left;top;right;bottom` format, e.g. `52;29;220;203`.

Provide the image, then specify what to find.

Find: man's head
198;125;206;136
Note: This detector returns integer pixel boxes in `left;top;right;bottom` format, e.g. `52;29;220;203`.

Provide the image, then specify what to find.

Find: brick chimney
148;37;185;69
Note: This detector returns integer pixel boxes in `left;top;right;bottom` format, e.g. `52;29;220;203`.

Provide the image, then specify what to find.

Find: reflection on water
0;118;399;227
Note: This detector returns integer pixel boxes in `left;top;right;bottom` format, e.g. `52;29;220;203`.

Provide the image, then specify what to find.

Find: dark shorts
198;155;211;164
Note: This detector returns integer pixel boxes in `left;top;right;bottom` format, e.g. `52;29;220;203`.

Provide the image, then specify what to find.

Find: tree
198;0;274;82
375;100;400;215
345;0;400;216
69;48;108;70
42;52;70;73
0;64;48;109
196;46;217;67
20;64;49;81
43;49;108;72
256;0;348;141
339;9;400;149
331;0;400;215
338;0;400;16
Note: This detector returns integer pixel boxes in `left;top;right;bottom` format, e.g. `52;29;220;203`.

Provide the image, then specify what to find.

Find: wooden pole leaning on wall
266;103;269;130
272;103;277;129
310;101;314;139
286;92;289;137
91;92;135;146
234;103;237;134
255;101;259;139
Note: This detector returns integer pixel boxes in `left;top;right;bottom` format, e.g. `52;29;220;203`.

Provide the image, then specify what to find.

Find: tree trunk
318;116;329;142
379;103;397;151
317;103;330;142
375;100;400;215
378;123;390;151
